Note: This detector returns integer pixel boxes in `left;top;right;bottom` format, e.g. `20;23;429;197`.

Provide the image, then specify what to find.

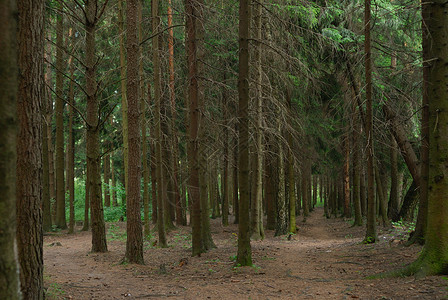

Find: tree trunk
0;2;20;296
43;33;53;232
103;155;111;208
287;149;296;234
375;163;391;227
250;0;264;241
236;0;252;266
152;0;167;248
275;142;287;236
82;163;90;231
67;36;76;234
17;0;45;295
86;0;107;253
265;153;276;230
111;153;118;206
55;4;67;229
364;0;377;243
388;135;399;220
142;83;150;238
352;110;362;226
222;70;230;226
42;94;52;232
118;0;128;203
408;2;430;246
397;180;419;222
302;159;310;219
343;122;351;218
167;0;183;227
233;135;239;224
125;0;144;264
404;0;448;275
324;175;329;218
45;31;56;212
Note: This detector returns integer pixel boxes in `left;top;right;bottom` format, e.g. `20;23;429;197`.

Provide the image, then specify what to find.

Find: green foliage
107;223;127;241
391;220;416;235
104;206;125;222
45;282;65;300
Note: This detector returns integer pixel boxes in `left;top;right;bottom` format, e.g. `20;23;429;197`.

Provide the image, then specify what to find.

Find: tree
364;0;377;244
168;0;184;226
250;0;265;241
0;1;20;297
400;0;448;276
186;0;203;256
67;28;76;234
236;0;252;266
118;0;128;204
153;0;167;248
85;0;108;253
16;0;45;295
125;0;144;264
55;2;67;229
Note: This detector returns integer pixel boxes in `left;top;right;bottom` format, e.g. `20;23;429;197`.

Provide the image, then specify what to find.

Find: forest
1;0;448;298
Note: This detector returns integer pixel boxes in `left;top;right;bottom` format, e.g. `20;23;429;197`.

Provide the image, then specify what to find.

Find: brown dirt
44;208;448;299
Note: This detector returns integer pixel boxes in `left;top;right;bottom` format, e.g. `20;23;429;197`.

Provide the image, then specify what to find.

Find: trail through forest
44;208;447;299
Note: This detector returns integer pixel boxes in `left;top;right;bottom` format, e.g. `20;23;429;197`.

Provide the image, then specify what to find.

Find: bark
55;4;67;229
68;36;76;234
383;104;421;185
196;0;215;250
236;0;252;266
82;163;90;231
211;167;219;219
275;143;287;236
138;3;150;239
388;135;400;220
397;180;419;222
152;0;167;248
104;155;111;207
43;34;52;232
360;161;367;217
186;0;202;255
324;175;329;218
150;133;157;224
401;1;448;275
17;0;45;295
125;0;144;264
222;71;230;226
364;0;377;243
118;0;128;202
111;153;118;206
167;0;183;227
86;0;107;253
0;2;20;297
233;135;239;224
45;32;56;209
302;160;310;219
312;175;317;209
352;111;362;226
42;97;52;232
408;2;430;246
265;154;276;230
375;164;391;227
199;157;216;251
142;83;150;238
250;0;264;240
288;150;296;234
343;125;350;218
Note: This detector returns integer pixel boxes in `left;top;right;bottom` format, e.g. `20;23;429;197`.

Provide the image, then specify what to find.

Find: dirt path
44;208;447;299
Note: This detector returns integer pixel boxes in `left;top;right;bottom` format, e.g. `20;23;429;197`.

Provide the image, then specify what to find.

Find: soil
44;208;448;299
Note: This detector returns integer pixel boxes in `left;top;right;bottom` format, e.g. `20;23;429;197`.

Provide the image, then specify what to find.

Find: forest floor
44;207;448;300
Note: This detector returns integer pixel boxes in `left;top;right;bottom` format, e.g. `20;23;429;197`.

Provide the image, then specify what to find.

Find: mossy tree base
370;249;448;279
